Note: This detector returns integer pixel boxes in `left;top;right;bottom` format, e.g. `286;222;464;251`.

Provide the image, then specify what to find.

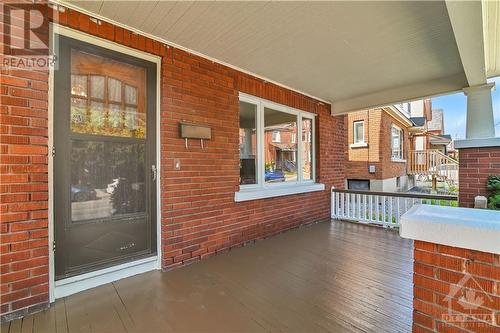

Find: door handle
151;164;157;181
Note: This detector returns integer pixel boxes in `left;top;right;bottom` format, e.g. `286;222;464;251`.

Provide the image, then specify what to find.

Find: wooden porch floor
2;220;413;332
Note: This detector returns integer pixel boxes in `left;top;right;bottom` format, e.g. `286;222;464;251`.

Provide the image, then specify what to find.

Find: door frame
48;24;162;302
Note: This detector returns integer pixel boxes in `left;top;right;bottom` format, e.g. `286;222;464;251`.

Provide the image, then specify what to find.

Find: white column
463;83;495;139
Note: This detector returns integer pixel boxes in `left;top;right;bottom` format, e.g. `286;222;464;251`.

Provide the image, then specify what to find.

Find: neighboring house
345;99;457;193
406;101;458;187
345;106;413;192
409;105;452;154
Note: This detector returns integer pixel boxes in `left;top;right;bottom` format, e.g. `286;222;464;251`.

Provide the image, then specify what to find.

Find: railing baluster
369;195;373;221
382;196;386;225
357;194;361;219
396;197;401;225
340;192;345;218
376;195;380;223
337;193;341;216
389;197;393;225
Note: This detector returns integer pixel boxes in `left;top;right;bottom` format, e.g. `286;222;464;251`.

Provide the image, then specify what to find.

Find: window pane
125;85;137;105
108;104;122;128
264;107;297;183
71;141;145;222
71;98;87;128
354;122;363;143
90;75;104;99
71;74;87;97
70;50;147;138
90;101;105;129
302;118;313;180
108;78;122;102
392;127;402;159
239;101;257;185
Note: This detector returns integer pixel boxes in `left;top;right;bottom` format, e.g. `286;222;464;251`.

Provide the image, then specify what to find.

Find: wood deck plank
0;321;10;333
4;220;413;333
7;320;20;333
32;308;56;333
20;316;33;333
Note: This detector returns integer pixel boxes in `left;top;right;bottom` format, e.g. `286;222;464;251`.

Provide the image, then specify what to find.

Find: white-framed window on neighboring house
236;93;322;201
391;125;404;160
272;131;281;143
353;121;365;144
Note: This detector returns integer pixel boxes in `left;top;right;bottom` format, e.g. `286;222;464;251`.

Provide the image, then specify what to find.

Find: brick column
400;205;500;333
413;241;500;332
457;145;500;208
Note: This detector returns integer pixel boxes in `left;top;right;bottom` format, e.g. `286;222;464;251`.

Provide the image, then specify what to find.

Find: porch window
391;125;404;160
237;93;319;199
353;121;364;144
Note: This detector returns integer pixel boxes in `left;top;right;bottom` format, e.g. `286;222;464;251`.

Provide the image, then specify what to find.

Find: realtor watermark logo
441;272;495;328
1;1;57;70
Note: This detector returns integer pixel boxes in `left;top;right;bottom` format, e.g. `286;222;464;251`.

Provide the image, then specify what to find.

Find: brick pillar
458;146;500;208
413;241;500;332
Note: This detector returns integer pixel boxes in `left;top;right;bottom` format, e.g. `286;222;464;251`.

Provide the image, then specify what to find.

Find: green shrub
487;175;500;210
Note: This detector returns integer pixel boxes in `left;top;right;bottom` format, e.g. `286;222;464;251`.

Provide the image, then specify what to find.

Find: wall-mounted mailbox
179;122;211;149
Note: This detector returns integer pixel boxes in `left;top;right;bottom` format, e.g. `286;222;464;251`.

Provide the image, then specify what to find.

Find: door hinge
52;240;56;253
51;146;56;157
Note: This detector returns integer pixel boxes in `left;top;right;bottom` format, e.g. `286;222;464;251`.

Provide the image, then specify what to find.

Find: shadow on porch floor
2;220;413;333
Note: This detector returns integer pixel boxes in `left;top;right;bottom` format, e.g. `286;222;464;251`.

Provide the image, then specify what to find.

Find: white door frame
48;24;162;302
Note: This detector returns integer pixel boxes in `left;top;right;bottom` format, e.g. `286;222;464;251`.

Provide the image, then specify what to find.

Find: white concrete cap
400;205;500;254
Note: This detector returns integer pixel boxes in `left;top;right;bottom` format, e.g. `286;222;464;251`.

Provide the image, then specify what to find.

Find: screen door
54;35;157;279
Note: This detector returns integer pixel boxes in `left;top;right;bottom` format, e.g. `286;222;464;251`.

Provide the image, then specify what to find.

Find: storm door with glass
54;35;157;279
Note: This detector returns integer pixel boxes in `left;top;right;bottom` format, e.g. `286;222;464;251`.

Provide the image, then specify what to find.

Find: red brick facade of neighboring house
346;107;411;191
0;4;346;319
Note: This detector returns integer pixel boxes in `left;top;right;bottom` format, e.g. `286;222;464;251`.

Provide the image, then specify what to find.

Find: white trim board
400;205;500;254
235;183;325;202
48;24;162;302
55;257;158;299
454;137;500;149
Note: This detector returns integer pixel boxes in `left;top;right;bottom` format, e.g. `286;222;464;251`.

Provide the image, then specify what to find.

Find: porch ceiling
60;1;496;114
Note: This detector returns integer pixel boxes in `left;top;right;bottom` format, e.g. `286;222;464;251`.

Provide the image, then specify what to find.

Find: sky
431;76;500;140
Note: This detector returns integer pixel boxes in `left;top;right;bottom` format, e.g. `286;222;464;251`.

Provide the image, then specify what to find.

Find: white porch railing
331;188;458;227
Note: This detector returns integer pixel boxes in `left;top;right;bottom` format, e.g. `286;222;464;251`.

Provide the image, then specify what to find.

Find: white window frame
353;121;365;144
236;93;323;201
272;130;281;143
391;124;404;161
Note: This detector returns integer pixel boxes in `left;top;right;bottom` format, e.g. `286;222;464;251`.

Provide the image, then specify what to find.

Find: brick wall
346;107;409;182
1;2;51;318
161;50;345;269
458;147;500;208
379;109;410;180
413;240;500;332
0;4;346;319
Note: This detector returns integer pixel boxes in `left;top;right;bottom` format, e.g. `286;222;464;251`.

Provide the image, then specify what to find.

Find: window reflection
302;118;313;180
71;141;146;222
70;50;146;138
264;107;297;183
239;101;258;185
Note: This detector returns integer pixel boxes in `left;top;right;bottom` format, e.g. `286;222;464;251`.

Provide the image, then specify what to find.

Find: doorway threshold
55;256;158;299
